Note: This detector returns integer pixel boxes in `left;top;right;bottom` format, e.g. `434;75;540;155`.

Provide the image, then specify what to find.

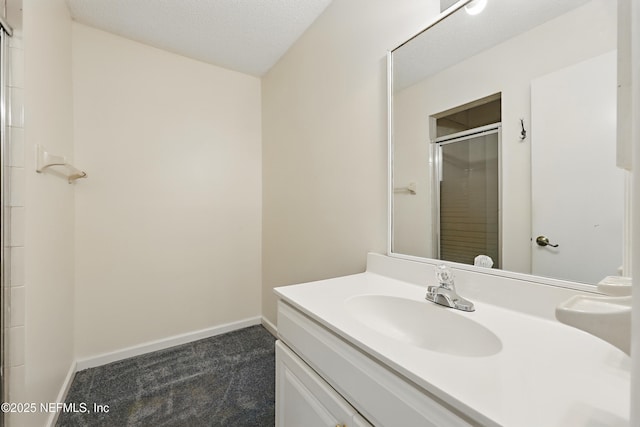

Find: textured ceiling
66;0;333;76
393;0;593;91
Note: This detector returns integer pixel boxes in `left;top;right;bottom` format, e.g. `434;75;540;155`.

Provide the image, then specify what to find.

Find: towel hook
520;119;527;141
519;119;527;141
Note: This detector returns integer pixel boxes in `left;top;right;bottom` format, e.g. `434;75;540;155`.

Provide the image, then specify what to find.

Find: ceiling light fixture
465;0;487;15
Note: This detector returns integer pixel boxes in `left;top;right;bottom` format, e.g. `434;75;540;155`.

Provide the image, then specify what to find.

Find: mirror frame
386;0;629;293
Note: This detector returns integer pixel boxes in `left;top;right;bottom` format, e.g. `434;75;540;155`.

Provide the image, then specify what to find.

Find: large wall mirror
389;0;631;289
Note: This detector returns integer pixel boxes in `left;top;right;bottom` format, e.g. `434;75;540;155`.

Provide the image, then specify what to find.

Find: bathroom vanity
274;253;630;427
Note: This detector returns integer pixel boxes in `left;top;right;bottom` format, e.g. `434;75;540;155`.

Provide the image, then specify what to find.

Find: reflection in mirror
390;0;629;286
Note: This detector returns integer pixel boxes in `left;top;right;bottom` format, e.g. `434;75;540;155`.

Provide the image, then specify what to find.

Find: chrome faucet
426;264;475;312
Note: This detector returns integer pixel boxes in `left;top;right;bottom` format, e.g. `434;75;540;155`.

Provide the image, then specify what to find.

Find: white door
531;50;624;284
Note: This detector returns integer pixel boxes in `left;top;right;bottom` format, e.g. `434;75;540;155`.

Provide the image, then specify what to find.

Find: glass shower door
435;126;500;268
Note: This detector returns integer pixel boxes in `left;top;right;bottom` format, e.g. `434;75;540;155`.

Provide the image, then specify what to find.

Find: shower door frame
0;16;13;425
431;123;502;267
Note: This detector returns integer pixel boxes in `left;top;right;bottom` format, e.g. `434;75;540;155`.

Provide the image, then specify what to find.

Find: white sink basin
344;295;502;357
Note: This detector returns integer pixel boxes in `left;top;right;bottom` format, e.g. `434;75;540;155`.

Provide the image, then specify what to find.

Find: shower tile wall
5;30;25;415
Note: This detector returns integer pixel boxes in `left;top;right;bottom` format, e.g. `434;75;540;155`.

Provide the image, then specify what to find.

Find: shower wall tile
9;45;23;88
8;364;25;402
2;125;11;166
5;33;25;414
3;287;10;327
8;86;23;128
10;246;24;286
2;206;9;240
6;364;26;427
9;206;24;247
10;166;24;206
10;286;24;327
9;126;24;167
9;326;24;366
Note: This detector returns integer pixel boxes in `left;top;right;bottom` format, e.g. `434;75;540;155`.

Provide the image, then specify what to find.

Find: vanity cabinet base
277;300;478;427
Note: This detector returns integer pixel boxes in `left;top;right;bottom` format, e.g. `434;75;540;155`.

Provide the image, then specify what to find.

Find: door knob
536;235;559;247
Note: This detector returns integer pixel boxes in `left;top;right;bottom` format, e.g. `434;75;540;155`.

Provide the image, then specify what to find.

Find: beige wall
72;24;262;358
261;0;440;325
22;0;74;425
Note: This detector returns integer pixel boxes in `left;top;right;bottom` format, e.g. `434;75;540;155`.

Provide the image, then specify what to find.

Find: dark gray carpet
56;325;275;427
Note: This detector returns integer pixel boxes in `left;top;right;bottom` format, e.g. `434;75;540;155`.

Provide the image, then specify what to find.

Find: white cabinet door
276;340;372;427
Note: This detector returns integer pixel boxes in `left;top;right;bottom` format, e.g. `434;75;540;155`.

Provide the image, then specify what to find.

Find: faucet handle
435;264;455;289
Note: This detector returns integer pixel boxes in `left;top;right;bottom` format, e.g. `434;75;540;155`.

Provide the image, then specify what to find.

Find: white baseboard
261;315;277;337
75;316;262;371
46;360;77;427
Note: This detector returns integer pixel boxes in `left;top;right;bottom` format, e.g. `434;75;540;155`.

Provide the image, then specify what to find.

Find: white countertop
275;272;630;427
